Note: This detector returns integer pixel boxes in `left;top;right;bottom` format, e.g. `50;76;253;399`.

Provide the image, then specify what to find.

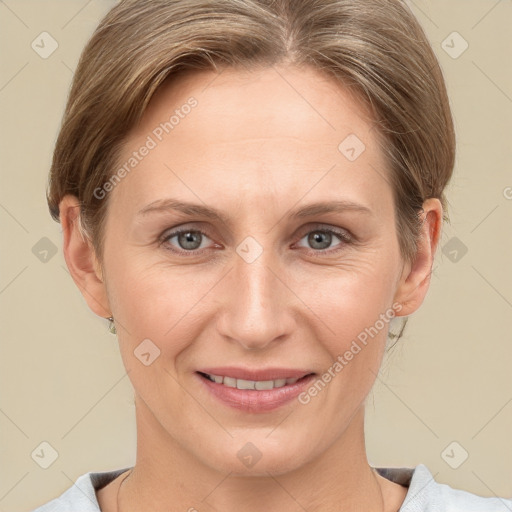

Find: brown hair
47;0;455;269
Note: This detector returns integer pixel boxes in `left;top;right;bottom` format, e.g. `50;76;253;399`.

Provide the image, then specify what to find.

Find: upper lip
197;367;314;381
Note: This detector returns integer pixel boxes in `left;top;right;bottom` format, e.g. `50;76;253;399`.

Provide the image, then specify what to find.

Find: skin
60;64;442;512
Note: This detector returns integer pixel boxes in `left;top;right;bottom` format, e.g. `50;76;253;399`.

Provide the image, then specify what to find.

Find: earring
107;316;117;335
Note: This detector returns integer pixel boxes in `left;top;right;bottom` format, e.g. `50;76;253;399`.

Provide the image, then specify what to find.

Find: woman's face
92;65;425;475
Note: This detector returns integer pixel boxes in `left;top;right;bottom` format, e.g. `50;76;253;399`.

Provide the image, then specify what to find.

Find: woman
31;0;510;511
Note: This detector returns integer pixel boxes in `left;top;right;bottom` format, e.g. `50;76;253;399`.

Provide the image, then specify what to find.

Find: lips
195;367;316;412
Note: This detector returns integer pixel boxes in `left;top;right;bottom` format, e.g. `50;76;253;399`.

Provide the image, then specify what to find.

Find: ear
393;198;443;317
59;194;111;318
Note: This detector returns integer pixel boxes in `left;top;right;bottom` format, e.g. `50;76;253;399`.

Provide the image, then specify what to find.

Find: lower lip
196;372;316;413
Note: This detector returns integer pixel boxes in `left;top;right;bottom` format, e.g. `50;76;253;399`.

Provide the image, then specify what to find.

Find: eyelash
159;224;353;257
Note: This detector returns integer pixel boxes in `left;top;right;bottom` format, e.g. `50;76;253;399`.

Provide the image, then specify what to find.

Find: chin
194;430;313;477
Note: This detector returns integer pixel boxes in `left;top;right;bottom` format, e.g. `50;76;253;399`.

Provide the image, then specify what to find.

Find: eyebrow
136;198;373;225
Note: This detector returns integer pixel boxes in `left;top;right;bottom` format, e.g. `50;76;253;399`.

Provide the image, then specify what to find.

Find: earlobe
59;195;111;318
393;198;443;317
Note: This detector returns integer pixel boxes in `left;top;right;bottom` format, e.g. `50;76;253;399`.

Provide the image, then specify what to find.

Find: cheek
105;256;221;358
290;268;398;428
296;260;399;407
297;259;398;341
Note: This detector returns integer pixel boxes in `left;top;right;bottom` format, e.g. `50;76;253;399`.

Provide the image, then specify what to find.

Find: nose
215;250;297;351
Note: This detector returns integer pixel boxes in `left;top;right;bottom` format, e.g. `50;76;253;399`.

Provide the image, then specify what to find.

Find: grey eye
307;231;334;250
176;231;203;250
296;229;346;251
163;229;212;252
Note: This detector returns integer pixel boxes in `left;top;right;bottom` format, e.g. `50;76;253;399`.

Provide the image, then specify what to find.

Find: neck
119;396;385;512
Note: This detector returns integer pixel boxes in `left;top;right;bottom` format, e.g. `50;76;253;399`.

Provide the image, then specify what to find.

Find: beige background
0;0;511;510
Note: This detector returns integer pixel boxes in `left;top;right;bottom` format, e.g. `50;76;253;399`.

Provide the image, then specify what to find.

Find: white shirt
30;463;511;511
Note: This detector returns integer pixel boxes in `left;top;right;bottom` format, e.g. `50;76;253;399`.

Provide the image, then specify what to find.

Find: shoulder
29;467;132;512
376;464;512;512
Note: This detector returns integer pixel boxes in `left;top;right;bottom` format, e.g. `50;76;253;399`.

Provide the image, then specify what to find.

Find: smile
196;369;317;413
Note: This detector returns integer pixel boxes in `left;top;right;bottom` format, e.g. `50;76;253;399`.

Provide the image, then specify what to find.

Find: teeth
223;376;237;388
255;380;274;390
203;373;300;389
236;378;255;390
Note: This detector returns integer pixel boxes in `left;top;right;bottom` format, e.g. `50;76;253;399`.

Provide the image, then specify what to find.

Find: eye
160;228;216;255
159;224;353;257
295;226;352;254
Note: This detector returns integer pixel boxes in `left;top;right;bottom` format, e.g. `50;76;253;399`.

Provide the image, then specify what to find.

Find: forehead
110;65;392;218
137;65;378;145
